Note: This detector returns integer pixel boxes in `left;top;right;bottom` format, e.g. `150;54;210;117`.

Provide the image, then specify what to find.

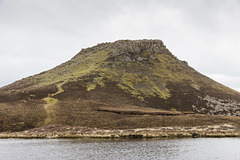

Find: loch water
0;138;240;160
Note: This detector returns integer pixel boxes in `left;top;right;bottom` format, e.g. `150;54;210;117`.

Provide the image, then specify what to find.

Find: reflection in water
0;138;240;160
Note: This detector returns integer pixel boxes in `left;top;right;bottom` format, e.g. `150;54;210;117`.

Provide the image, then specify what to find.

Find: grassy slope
0;40;240;132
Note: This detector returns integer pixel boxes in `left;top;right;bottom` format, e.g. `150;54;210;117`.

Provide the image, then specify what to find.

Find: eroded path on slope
42;81;65;125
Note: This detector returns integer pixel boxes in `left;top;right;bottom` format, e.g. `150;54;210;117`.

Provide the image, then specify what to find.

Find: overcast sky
0;0;240;91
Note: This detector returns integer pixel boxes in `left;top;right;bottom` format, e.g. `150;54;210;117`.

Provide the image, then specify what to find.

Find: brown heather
0;39;240;135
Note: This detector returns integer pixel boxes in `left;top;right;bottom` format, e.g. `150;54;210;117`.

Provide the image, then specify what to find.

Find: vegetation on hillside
0;40;240;132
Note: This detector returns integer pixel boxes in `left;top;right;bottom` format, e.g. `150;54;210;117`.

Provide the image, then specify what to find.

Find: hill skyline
1;1;240;92
1;39;240;132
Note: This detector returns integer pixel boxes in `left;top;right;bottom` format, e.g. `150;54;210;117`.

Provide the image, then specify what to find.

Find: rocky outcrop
73;40;173;62
193;95;240;116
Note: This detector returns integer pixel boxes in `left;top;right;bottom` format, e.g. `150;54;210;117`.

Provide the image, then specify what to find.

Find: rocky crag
0;39;240;133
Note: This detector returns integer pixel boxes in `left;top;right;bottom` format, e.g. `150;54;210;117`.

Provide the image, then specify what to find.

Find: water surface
0;138;240;160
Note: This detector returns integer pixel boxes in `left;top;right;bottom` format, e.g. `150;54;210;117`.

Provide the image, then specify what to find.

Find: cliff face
1;39;240;132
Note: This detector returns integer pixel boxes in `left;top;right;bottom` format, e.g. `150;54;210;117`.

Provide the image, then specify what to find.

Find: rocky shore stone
0;124;239;139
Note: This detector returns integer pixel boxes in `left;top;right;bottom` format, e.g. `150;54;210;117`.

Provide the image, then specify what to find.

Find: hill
1;39;240;132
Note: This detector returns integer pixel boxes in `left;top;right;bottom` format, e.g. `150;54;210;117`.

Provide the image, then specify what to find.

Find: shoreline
1;124;240;139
